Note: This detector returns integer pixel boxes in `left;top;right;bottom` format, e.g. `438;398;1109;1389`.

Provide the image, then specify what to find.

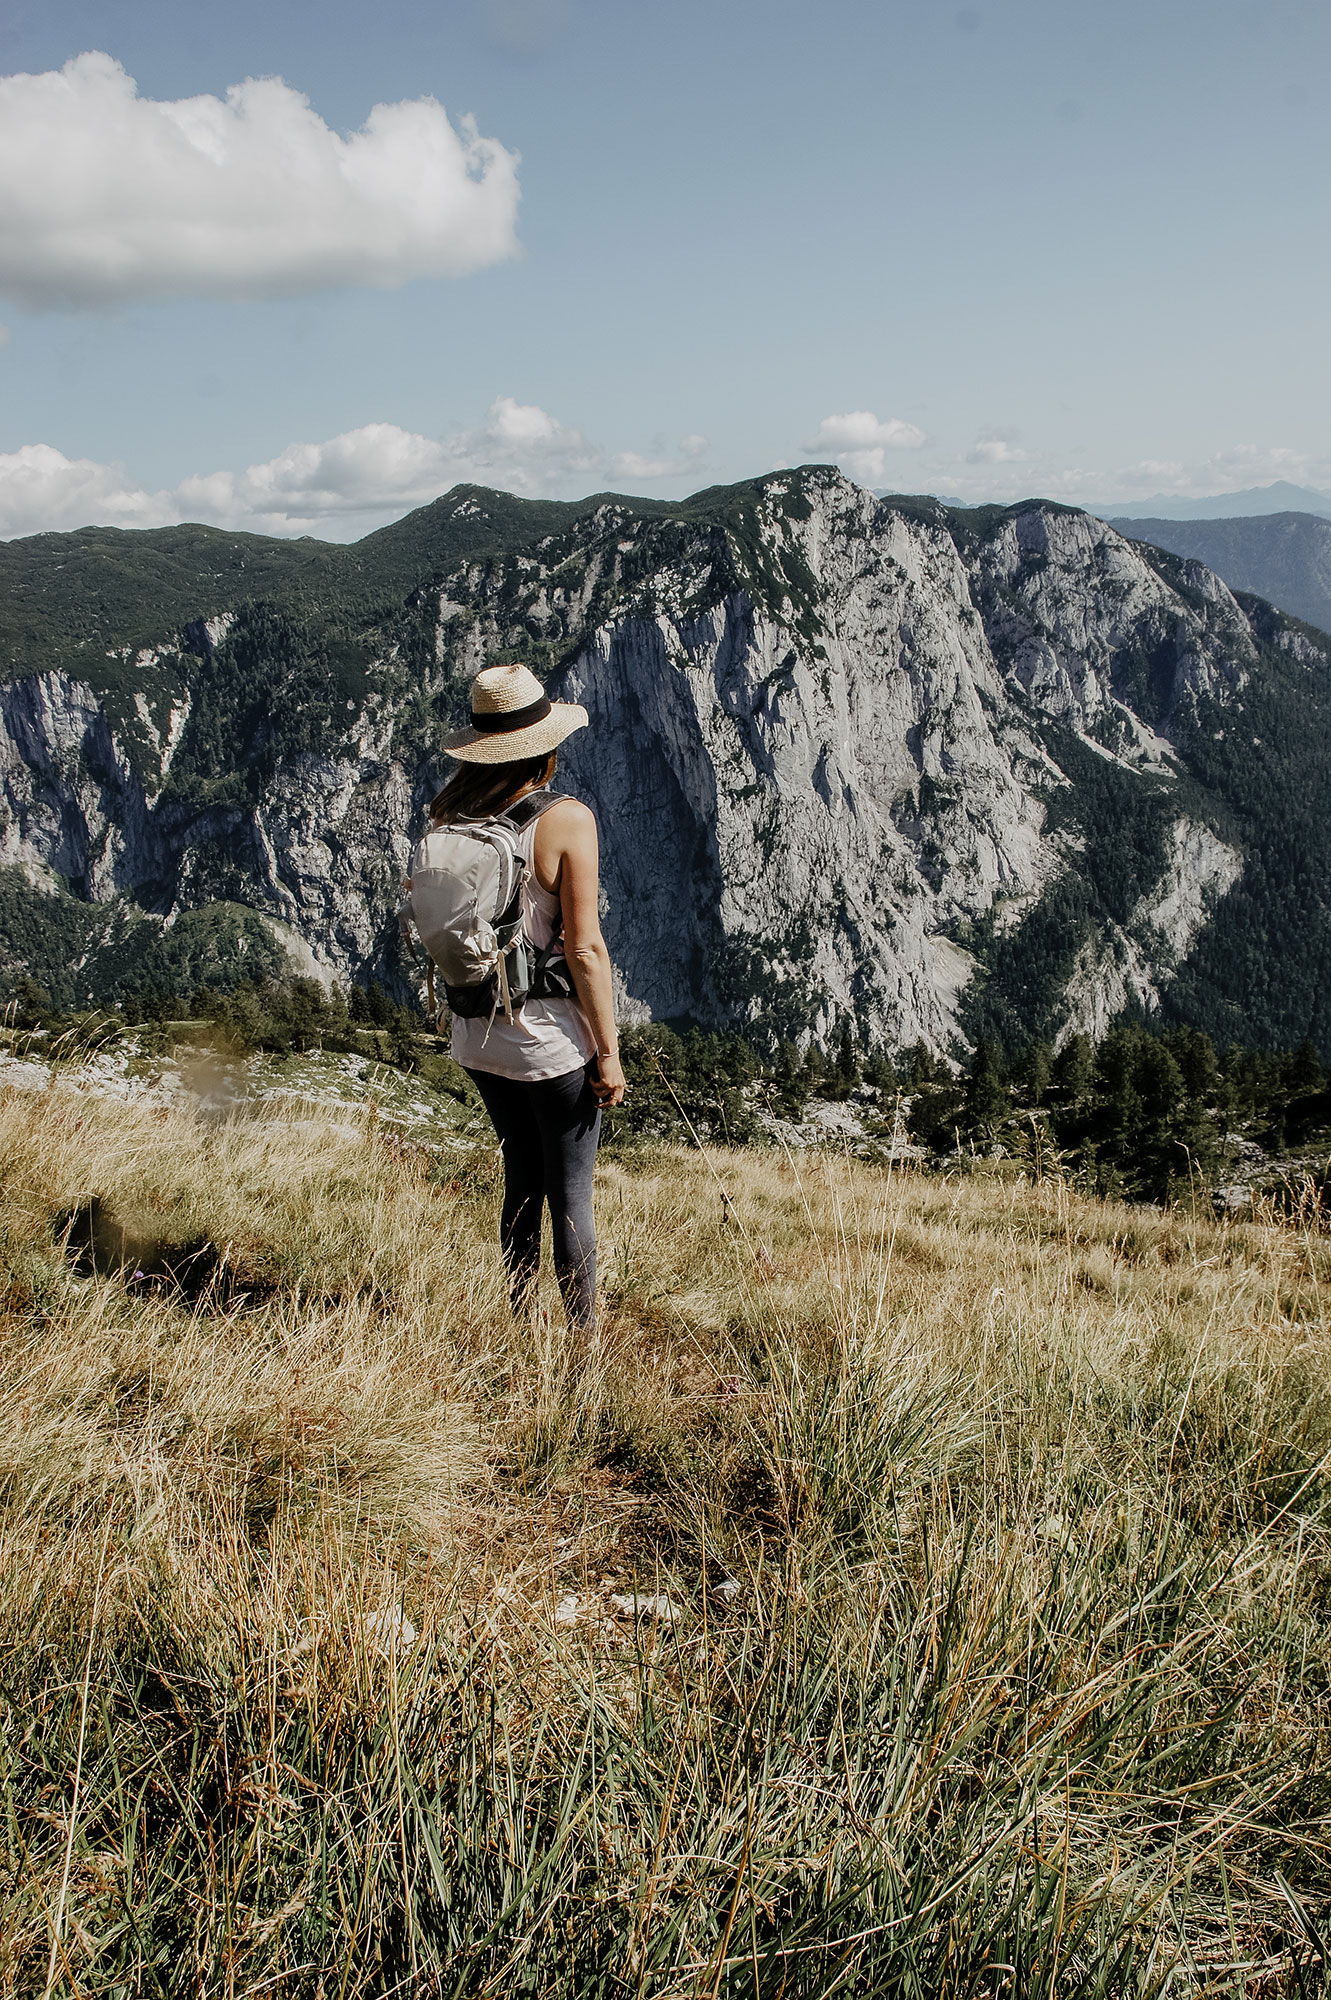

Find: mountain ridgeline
1;467;1329;1056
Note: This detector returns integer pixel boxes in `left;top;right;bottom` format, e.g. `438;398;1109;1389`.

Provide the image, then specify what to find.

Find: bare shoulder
533;794;596;889
545;795;595;829
539;795;597;847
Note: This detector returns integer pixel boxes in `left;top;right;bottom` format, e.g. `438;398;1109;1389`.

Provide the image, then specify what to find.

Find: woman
431;662;625;1329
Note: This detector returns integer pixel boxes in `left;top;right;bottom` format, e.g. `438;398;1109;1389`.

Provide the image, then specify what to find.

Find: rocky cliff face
2;468;1329;1052
1109;510;1331;636
416;476;1280;1047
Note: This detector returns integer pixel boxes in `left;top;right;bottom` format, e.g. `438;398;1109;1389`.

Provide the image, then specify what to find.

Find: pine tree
832;1019;860;1098
11;975;52;1026
1164;1027;1220;1102
770;1040;808;1120
1288;1039;1324;1097
1014;1039;1053;1106
905;1041;935;1088
1052;1034;1093;1106
963;1036;1008;1139
864;1048;897;1094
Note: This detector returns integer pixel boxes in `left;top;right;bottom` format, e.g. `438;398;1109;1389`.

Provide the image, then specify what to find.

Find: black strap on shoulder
503;788;571;964
500;787;565;830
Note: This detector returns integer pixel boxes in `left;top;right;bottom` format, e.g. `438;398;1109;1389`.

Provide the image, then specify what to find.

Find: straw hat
442;663;589;764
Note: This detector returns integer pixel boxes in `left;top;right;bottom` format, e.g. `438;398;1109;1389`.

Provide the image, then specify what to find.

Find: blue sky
1;0;1328;537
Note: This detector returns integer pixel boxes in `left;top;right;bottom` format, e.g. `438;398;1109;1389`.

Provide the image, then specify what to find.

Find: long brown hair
429;751;558;824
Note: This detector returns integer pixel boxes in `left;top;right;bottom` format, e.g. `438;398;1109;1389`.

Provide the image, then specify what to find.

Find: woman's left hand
591;1052;626;1107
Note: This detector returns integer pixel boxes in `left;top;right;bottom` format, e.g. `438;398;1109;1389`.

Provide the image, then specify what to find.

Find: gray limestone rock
0;468;1323;1047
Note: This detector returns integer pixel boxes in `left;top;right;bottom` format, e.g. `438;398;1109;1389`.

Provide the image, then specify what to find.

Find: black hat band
471;694;553;734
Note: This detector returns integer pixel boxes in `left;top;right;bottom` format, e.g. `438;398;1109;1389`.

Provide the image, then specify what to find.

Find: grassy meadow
0;1082;1327;1996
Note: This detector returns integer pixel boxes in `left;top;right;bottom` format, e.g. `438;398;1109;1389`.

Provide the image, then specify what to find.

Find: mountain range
2;468;1329;1054
1093;480;1331;521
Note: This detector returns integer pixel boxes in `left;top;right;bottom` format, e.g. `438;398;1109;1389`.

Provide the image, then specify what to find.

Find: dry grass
0;1086;1328;1995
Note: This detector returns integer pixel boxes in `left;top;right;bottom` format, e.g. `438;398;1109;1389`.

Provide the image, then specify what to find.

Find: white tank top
450;814;597;1082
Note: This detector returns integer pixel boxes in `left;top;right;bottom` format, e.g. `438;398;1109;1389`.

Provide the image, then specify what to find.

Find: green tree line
908;1026;1329;1201
5;970;1327;1206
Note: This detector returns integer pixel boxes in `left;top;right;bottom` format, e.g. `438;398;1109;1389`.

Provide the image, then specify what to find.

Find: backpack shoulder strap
499;789;572;951
500;788;568;831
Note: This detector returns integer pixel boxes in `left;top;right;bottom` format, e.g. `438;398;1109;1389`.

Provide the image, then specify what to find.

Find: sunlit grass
0;1086;1327;1995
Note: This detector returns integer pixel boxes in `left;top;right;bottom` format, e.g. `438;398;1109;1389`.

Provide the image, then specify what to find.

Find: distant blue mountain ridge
1085;481;1331;522
879;482;1331;522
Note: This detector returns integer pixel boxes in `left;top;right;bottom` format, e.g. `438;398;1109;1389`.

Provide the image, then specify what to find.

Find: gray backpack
402;790;574;1024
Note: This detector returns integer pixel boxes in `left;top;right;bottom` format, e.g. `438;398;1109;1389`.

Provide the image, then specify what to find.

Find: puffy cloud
0;444;174;536
177;407;708;532
176;426;450;535
482;394;592;468
0;52;520;309
807;411;927;452
16;414;1323;544
802;409;926;486
967;432;1029;465
0;403;715;539
176;400;598;533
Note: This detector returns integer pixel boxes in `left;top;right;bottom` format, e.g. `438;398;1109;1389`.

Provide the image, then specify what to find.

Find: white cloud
0;444;174;536
15;416;1324;544
0;52;520;309
0;403;715;539
176;399;598;533
802;409;927;486
967;432;1029;465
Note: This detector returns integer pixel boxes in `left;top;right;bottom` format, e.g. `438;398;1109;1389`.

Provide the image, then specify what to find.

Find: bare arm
534;799;625;1106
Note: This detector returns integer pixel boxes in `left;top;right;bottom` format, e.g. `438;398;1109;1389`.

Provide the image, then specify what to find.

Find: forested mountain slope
1;468;1329;1053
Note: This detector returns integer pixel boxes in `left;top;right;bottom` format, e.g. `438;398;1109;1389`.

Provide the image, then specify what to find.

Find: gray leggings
466;1062;601;1327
